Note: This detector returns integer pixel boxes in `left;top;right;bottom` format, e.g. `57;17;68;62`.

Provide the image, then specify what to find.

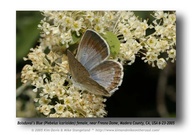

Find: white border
0;0;191;134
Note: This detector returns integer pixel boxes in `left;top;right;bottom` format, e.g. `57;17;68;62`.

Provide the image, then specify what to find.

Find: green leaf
102;31;120;58
16;11;43;64
70;31;81;45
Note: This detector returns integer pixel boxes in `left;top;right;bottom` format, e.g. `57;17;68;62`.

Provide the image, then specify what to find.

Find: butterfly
67;29;123;97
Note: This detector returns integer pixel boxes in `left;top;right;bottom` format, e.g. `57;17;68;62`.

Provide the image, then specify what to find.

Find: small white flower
54;103;65;114
154;11;164;19
85;11;94;22
157;58;167;69
63;16;73;27
167;48;176;62
72;21;82;36
39;95;51;105
94;24;104;34
39;105;52;116
168;49;176;59
147;36;157;47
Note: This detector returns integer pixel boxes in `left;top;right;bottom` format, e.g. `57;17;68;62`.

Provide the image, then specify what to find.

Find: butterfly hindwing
89;60;123;93
67;50;110;96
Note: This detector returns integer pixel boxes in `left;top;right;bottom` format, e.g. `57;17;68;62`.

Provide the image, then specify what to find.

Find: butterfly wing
67;50;89;84
76;30;110;71
67;50;110;96
68;30;123;96
89;60;123;94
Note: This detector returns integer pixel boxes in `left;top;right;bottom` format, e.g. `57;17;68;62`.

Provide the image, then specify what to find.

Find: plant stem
16;81;31;97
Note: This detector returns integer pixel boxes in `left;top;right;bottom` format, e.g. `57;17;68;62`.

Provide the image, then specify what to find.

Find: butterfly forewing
76;30;110;71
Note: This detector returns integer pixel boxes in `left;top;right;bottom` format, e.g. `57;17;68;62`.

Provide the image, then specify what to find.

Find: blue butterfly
67;30;123;96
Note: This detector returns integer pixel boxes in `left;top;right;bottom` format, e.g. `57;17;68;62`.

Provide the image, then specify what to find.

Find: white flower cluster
38;11;176;69
141;11;176;69
21;11;176;117
116;11;176;69
38;11;119;50
21;46;106;117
